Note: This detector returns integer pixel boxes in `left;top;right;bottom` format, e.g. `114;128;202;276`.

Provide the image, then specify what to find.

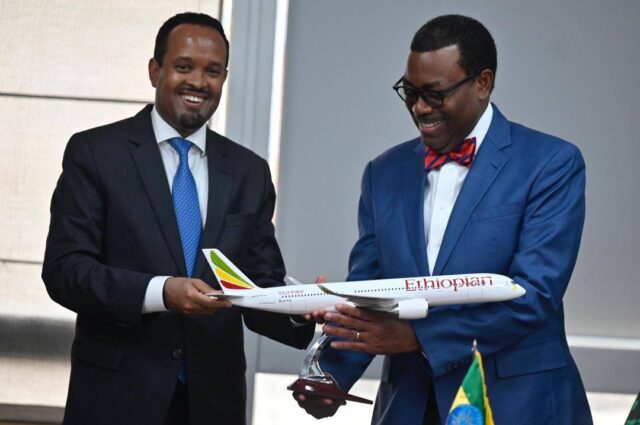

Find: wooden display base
287;377;373;404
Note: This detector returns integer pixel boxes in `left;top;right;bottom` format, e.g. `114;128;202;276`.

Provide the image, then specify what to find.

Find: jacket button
171;348;183;359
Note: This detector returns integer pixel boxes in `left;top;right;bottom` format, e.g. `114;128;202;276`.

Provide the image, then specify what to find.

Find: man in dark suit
296;15;592;424
42;12;313;425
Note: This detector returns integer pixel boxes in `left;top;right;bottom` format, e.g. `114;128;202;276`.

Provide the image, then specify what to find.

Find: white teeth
420;120;442;129
183;95;203;103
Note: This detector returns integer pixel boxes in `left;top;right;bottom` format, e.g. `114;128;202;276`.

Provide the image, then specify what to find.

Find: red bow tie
424;137;476;172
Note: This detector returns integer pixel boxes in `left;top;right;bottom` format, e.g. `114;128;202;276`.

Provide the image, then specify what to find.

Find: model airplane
203;249;525;319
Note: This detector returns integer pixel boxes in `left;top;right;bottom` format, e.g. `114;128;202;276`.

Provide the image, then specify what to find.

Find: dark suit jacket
320;105;592;425
42;105;314;425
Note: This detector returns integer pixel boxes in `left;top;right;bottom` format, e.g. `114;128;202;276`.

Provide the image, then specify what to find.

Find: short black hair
154;12;229;67
411;15;497;89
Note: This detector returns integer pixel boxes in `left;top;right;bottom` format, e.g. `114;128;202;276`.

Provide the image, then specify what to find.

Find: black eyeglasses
392;71;481;109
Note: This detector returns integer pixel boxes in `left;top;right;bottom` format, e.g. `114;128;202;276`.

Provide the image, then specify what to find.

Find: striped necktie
424;137;476;172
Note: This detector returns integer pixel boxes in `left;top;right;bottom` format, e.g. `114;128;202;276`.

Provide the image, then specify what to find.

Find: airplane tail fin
203;249;261;293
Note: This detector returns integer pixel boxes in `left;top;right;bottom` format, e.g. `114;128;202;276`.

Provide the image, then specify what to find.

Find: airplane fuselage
228;273;522;316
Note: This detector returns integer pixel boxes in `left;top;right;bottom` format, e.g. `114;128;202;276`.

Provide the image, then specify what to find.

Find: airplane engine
392;298;429;319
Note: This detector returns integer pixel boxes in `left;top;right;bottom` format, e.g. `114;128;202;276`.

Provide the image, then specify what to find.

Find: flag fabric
626;392;640;425
446;350;494;425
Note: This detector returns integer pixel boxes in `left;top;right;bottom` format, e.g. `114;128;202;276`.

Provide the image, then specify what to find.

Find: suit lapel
194;130;233;278
433;106;511;275
128;106;186;275
403;140;430;276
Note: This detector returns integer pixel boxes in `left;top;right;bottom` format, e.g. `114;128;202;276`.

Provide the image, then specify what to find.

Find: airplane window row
355;288;393;293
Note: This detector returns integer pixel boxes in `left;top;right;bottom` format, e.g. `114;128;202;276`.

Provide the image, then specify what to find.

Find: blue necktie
169;138;202;278
168;137;202;383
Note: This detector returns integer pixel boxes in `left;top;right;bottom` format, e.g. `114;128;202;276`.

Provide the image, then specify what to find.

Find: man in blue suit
296;15;592;425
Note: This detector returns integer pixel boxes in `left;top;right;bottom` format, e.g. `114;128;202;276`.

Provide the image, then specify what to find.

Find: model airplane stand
287;334;373;404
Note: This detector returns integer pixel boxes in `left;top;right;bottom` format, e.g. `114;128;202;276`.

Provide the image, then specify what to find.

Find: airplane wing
317;284;401;312
285;276;304;286
204;293;244;300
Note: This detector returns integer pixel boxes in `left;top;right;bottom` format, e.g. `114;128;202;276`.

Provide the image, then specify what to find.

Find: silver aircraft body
204;249;525;319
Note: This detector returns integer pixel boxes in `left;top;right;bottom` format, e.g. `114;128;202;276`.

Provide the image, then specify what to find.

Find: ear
476;69;493;100
148;58;160;88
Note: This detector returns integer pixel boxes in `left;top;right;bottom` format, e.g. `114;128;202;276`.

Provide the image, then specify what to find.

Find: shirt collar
151;106;207;156
465;102;493;153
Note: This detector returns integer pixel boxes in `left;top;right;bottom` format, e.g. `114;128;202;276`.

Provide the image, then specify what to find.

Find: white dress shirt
142;107;209;313
424;103;493;274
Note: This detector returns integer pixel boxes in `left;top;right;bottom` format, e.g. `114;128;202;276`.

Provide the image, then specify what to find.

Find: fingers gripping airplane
203;249;526;320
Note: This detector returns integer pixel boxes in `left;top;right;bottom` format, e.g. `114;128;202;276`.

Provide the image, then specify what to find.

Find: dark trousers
164;381;190;425
423;381;441;425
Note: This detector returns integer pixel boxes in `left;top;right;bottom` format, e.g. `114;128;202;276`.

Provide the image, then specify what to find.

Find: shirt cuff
142;276;171;313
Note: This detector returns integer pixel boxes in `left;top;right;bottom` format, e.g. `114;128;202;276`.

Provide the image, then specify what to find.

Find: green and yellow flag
625;391;640;425
446;348;494;425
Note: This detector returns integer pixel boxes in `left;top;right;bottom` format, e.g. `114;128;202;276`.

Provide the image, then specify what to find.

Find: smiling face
148;23;228;137
404;45;491;153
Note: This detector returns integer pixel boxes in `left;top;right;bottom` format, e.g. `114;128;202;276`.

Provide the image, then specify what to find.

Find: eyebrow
172;56;225;68
402;77;442;90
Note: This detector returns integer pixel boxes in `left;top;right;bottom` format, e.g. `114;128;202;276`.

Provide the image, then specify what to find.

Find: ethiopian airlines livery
203;249;525;320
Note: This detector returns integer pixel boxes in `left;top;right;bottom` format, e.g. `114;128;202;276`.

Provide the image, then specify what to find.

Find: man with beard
295;15;592;425
43;12;313;425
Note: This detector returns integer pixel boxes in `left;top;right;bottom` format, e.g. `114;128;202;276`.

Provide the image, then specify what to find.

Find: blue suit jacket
321;106;592;425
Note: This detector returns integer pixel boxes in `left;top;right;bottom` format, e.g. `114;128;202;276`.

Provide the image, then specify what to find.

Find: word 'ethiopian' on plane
203;249;526;320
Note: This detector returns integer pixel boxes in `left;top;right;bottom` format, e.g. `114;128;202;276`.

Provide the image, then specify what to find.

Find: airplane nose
511;281;526;298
